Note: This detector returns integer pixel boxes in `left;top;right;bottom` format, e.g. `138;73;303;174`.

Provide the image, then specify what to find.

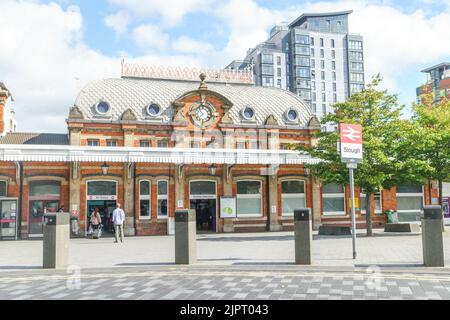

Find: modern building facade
416;62;450;104
0;65;438;240
226;11;365;124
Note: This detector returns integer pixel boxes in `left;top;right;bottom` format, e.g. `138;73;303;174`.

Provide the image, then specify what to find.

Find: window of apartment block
332;72;336;81
320;49;324;58
396;185;423;222
311;70;316;78
320;38;324;47
139;180;151;219
322;183;346;215
349;40;363;50
311;103;317;113
0;181;6;197
310;48;315;56
333;93;337;103
295;34;310;44
277;68;282;77
282;180;306;216
350;73;364;82
333;82;337;92
351;62;364;71
360;191;382;215
320;60;325;69
277;79;282;88
157;180;168;218
296;67;310;77
350;51;363;60
140;140;150;148
332;50;336;59
322;93;326;102
297;79;311;89
87;139;99;146
331;39;335;48
298;90;311;100
311;81;316;90
295;45;309;55
261;53;273;64
261;64;274;75
295;56;310;67
311;59;315;68
351;84;364;93
321;71;325;80
277;56;281;65
312;92;316;101
106;139;117;147
322;104;326;113
262;77;274;87
332;61;336;70
321;82;326;91
310;37;315;46
237;180;262;217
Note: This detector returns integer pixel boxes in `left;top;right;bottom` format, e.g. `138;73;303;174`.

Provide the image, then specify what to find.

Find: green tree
298;75;425;236
409;96;450;205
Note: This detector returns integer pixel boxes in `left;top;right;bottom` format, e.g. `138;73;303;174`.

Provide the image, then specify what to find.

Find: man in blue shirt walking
112;203;125;243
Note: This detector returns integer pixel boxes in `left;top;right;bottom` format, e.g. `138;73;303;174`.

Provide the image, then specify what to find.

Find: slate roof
0;133;69;145
73;77;313;127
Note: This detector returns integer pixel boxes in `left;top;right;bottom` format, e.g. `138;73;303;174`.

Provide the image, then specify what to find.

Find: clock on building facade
188;102;218;129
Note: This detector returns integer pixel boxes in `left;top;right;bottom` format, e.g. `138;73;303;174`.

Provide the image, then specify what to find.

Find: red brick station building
0;64;439;239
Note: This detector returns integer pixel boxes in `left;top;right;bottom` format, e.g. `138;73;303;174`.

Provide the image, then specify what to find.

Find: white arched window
281;180;306;216
157;180;169;218
236;180;262;217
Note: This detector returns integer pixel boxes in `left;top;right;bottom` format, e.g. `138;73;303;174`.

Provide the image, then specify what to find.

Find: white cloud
104;11;130;35
172;36;214;54
107;0;213;27
131;24;169;50
0;0;119;132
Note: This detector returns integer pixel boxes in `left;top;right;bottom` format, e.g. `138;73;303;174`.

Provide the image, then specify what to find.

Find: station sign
339;123;363;163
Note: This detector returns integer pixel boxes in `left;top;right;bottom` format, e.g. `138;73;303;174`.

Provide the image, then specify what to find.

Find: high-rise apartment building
226;11;365;121
416;62;450;104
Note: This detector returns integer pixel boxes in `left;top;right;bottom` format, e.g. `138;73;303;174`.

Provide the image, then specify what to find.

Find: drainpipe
266;170;270;231
17;161;24;239
132;163;137;234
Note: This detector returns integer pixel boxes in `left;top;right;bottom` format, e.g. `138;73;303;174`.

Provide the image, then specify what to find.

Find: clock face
194;105;212;122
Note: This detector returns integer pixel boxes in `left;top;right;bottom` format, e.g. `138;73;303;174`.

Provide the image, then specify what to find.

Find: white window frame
322;183;346;216
396;185;424;222
139;180;151;220
281;180;306;217
360;191;382;215
0;180;7;197
87;139;99;147
106;139;117;147
236;180;263;218
157;179;169;219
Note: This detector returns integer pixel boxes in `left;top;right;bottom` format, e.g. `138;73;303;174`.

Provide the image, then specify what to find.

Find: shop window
237;180;262;217
396;184;423;222
139;180;150;219
30;181;60;197
360;191;382;214
322;183;345;215
282;180;306;216
157;180;168;218
0;181;6;197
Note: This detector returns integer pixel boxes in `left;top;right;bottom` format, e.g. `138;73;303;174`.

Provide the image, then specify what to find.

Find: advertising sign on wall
220;196;237;218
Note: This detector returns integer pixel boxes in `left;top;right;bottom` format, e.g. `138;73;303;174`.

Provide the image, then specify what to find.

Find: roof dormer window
242;106;255;121
146;103;161;117
95;101;110;114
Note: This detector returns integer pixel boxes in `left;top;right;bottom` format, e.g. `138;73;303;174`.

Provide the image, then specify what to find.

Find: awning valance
0;145;321;165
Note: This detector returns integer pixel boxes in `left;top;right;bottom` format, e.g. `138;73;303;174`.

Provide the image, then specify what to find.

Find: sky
0;0;450;133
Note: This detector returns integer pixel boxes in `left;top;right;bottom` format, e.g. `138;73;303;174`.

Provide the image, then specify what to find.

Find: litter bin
385;209;396;223
43;212;70;269
70;216;80;238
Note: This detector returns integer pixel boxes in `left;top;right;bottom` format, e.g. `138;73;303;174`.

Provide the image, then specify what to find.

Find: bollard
294;208;312;265
421;205;445;267
175;209;197;264
43;212;70;269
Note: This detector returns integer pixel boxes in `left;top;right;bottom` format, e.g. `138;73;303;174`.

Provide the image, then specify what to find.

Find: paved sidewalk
1;265;450;300
0;230;448;271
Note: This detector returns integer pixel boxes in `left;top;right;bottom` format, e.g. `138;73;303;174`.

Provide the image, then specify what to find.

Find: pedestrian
90;208;102;237
112;203;125;243
58;205;65;212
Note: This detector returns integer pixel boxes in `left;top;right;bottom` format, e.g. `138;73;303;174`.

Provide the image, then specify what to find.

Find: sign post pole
339;123;363;260
347;163;357;259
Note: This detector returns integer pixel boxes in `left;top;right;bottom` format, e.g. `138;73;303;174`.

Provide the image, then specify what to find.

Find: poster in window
220;197;237;218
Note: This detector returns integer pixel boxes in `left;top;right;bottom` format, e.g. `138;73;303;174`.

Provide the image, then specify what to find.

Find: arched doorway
86;180;118;235
189;180;217;233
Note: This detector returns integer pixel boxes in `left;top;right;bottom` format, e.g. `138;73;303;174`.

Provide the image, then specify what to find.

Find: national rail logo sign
339;123;363;163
